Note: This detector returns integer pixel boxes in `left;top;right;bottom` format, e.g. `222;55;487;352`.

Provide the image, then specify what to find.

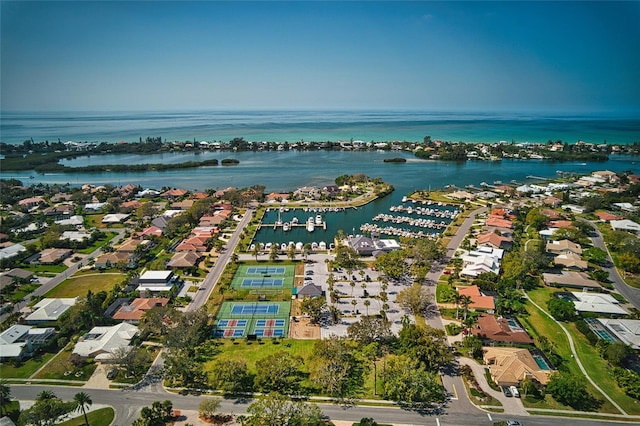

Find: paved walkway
525;295;628;416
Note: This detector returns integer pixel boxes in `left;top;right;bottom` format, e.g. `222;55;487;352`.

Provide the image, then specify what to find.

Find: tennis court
215;302;290;338
246;266;286;275
240;278;285;288
231;264;295;289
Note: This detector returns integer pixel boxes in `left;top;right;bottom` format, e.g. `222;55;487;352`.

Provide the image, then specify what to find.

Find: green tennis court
231;264;295;289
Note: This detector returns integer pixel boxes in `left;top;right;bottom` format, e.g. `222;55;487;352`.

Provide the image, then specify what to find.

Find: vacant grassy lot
45;272;124;298
76;231;117;254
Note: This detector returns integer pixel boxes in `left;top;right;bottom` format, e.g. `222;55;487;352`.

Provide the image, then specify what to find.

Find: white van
509;385;520;398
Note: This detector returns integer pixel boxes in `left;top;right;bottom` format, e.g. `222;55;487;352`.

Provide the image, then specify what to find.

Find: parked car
107;368;118;380
510;385;520;398
502;386;513;397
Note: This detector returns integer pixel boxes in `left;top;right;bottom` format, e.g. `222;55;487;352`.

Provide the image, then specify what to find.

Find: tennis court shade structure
215;302;290;338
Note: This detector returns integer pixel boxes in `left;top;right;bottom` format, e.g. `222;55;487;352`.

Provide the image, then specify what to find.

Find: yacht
315;214;323;225
283;222;290;231
307;217;315;232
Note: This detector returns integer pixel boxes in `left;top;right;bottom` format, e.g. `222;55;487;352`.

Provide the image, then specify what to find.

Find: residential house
72;322;139;362
594;318;640;350
610;219;640;234
136;270;177;293
483;347;554;387
542;271;600;289
111;297;170;323
471;314;533;344
167;251;201;269
570;291;628;316
546;239;582;256
94;251;136;269
18;197;45;209
26;298;77;323
457;285;495;311
137;225;163;238
476;232;512;249
35;248;72;264
594;211;624;222
161;188;189;200
170;199;195;210
460;246;503;278
553;253;588;270
0;325;55;360
0;243;26;260
102;213;129;224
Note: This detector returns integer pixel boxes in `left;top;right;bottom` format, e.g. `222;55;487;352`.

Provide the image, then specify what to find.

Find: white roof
61;230;91;242
0;324;31;344
596;318;640;349
85;202;106;210
0;244;26;260
102;213;129;223
571;292;628;315
26;298;77;322
73;322;138;359
137;284;175;293
140;270;173;281
56;215;84;226
610;219;640;232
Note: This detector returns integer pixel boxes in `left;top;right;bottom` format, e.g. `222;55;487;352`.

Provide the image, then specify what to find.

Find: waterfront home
483;347;553;387
161;188;189;200
73;322;139;362
542;271;600;289
471;314;533;345
592;170;619;183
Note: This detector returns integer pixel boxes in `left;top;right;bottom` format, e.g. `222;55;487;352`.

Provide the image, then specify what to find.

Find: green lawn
523;288;629;414
0;351;56;379
76;232;117;254
32;346;96;381
45;272;124;298
58;407;115;426
24;264;67;274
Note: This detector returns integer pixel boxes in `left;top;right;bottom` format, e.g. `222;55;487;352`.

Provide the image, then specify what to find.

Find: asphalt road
9;384;628;426
0;228;126;322
186;209;253;312
582;219;640;309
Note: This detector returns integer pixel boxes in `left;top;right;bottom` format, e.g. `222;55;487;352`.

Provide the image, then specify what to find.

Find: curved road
581;218;640;308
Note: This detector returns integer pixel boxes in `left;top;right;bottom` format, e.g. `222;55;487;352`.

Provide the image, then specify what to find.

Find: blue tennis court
231;303;280;315
217;319;248;327
241;278;284;288
214;328;246;338
254;328;285;337
246;266;286;275
255;319;285;327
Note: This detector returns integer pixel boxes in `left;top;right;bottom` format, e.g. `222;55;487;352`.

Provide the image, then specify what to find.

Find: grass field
522;288;636;414
58;407;115;426
0;351;56;379
33;346;97;381
45;272;124;298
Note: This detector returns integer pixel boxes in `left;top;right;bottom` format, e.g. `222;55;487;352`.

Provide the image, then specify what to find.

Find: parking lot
302;253;414;338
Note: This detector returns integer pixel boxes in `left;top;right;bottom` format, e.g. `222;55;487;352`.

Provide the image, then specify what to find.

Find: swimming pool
532;353;551;370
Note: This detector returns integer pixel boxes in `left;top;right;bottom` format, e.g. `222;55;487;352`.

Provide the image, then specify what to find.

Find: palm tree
349;280;356;297
73;391;92;426
251;243;260;262
364;299;371;316
451;288;461;319
351;299;357;314
460;295;473;321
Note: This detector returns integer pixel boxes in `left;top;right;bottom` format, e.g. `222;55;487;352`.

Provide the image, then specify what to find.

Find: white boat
315;214;323;225
283;222;290;231
307;217;315;232
291;216;299;224
402;196;408;203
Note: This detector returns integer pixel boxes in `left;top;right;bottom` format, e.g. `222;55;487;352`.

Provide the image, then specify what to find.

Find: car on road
509;385;520;398
502;386;512;397
507;421;523;426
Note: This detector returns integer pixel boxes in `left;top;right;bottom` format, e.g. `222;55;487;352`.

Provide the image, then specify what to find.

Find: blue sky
1;1;639;113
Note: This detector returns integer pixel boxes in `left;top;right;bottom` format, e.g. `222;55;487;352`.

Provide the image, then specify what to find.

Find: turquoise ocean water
2;110;639;145
2;110;639;243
